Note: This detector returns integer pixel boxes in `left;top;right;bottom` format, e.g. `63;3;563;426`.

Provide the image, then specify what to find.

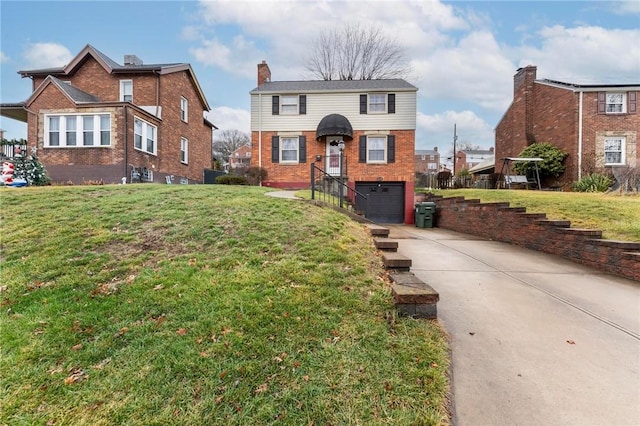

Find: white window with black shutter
359;135;395;164
271;135;306;164
271;95;307;115
360;93;395;114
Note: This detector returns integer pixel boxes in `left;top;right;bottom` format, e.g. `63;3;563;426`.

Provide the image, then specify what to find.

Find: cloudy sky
1;0;638;152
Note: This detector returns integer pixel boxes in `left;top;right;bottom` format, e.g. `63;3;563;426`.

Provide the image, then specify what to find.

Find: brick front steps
366;224;439;319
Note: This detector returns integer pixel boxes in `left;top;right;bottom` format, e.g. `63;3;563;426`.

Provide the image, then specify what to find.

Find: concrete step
382;252;411;271
389;272;439;319
366;224;390;237
374;238;398;252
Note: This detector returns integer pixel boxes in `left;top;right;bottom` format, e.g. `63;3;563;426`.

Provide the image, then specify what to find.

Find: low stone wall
427;195;640;282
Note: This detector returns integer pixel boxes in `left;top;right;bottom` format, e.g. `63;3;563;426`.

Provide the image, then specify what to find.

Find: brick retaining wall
426;195;640;282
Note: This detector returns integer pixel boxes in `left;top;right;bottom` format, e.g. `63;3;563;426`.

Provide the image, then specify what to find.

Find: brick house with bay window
495;65;638;187
0;44;216;184
250;61;418;224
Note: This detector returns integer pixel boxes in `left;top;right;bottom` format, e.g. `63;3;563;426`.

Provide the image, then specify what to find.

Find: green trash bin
422;202;436;228
415;203;427;228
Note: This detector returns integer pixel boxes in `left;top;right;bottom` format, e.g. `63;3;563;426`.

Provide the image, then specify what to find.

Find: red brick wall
530;84;579;183
251;129;415;185
252;129;415;223
157;71;212;182
428;195;640;282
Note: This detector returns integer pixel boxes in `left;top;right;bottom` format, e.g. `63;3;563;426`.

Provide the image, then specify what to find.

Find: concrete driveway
387;225;640;426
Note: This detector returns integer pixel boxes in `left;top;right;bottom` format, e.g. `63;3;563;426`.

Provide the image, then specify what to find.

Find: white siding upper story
250;90;417;132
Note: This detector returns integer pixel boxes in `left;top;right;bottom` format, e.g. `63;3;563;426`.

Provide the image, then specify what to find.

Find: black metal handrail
310;158;369;216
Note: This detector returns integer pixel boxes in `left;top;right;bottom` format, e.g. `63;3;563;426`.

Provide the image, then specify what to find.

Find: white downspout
258;93;263;185
578;90;583;181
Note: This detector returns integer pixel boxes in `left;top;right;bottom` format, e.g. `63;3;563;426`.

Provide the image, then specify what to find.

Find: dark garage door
355;182;405;223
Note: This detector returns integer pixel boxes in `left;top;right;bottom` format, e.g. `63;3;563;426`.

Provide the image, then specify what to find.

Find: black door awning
316;114;353;141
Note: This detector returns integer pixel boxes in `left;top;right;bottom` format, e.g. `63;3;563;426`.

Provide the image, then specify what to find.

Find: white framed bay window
45;113;111;147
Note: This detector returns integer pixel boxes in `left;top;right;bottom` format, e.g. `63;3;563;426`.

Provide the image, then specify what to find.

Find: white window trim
180;97;188;122
280;136;299;164
120;80;133;103
605;92;626;114
368;93;387;114
44;113;111;148
181;137;188;164
280;95;299;115
604;136;626;166
366;135;387;164
133;116;158;155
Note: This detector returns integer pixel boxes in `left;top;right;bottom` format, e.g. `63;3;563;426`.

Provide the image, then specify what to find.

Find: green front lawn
1;185;450;425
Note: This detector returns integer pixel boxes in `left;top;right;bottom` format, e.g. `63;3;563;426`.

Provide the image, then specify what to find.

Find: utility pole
453;123;458;174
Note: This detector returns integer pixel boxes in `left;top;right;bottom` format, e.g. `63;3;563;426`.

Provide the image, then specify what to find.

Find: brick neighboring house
455;147;494;174
0;44;216;184
495;65;639;186
229;144;252;170
415;148;440;174
250;61;418;224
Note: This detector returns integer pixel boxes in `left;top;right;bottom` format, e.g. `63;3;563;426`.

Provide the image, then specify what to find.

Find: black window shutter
271;136;279;163
299;95;306;115
628;91;637;114
387;135;395;163
272;96;279;115
299;136;306;163
360;94;367;114
597;92;606;114
388;94;395;114
359;136;367;163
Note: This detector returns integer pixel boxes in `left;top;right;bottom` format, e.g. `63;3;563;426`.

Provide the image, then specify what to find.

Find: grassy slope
1;185;449;425
429;189;640;242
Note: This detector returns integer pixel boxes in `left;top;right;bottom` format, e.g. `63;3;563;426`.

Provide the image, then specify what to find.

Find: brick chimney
513;65;536;95
257;60;271;86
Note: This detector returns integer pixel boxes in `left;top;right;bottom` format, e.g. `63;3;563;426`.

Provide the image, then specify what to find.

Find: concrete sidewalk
387;225;640;426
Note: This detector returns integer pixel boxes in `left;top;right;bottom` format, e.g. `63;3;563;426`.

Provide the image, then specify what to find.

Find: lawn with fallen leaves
1;184;450;425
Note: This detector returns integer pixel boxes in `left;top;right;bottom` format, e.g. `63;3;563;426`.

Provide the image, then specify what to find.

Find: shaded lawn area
1;185;450;425
428;189;640;242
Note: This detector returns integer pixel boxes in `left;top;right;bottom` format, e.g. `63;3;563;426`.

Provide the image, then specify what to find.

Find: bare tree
305;23;409;80
213;129;250;163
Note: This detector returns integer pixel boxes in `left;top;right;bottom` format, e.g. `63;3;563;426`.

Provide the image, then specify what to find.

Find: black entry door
355;182;405;223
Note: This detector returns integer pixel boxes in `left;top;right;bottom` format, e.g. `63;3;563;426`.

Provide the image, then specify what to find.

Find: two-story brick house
415;148;440;174
495;65;638;187
229;144;252;170
250;61;418;223
0;44;216;184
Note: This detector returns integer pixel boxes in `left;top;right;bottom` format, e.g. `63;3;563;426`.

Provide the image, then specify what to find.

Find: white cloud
411;30;515;112
23;43;72;69
207;106;250;133
0;51;9;64
518;25;640;83
611;0;640;15
416;110;494;151
190;0;469;81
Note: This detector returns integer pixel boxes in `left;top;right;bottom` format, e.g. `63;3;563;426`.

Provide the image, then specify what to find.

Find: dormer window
120;80;133;102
